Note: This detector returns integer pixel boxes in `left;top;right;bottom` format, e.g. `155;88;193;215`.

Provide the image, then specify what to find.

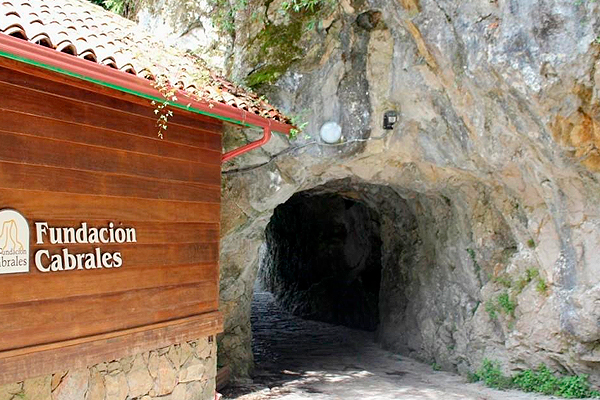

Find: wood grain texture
0;282;218;351
0;161;220;202
0;82;222;150
0;109;221;163
0;311;223;386
0;130;220;185
0;188;220;222
0;62;223;370
0;262;218;306
0;58;224;127
0;65;223;134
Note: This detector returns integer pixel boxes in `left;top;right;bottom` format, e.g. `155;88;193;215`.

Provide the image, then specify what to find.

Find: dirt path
222;292;555;400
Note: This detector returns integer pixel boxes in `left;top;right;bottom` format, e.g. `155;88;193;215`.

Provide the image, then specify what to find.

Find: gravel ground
221;292;557;400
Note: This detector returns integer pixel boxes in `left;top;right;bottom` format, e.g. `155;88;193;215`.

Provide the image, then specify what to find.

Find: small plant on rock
288;112;310;140
280;0;334;13
88;0;137;17
485;301;498;320
513;365;600;398
466;248;481;274
514;365;558;394
493;274;512;288
515;277;528;293
526;268;539;281
557;374;600;398
497;292;516;317
472;361;600;398
515;268;548;296
536;278;548;295
471;359;513;390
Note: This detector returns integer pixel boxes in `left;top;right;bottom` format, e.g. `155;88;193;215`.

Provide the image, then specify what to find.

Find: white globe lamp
319;121;342;144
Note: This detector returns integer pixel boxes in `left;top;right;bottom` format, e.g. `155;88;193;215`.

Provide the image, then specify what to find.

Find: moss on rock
244;1;328;88
245;20;304;87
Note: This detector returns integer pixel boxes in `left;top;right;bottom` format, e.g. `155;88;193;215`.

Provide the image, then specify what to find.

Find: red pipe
0;34;293;163
222;124;272;163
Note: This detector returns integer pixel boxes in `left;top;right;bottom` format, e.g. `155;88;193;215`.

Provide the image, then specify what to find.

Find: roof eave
0;33;293;135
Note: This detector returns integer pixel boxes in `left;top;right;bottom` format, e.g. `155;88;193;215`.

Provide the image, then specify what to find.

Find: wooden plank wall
0;58;223;382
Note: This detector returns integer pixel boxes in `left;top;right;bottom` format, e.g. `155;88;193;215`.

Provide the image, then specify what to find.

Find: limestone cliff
137;0;600;383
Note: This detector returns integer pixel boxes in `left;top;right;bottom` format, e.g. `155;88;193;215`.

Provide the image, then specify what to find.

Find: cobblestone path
222;292;551;400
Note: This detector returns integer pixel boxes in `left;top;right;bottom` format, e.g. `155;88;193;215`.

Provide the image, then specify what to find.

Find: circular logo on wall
0;209;30;274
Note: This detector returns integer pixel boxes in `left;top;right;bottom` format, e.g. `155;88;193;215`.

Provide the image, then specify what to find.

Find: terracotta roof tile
0;0;291;124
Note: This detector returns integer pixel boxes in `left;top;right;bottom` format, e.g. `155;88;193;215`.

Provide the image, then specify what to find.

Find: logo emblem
0;209;30;274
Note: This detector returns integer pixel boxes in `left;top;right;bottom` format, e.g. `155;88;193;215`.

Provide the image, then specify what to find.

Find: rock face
135;0;600;385
134;0;230;71
215;0;600;383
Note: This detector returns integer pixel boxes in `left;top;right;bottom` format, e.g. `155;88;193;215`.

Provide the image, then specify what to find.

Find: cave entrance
231;180;423;393
258;189;383;331
239;179;423;391
240;184;391;390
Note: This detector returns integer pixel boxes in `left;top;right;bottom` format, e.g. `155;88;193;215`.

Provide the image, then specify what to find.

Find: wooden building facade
0;55;223;384
0;0;291;394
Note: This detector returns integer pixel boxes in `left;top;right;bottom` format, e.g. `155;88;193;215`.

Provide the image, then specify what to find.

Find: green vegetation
514;267;548;296
287;112;310;140
466;248;476;259
485;301;498;320
497;292;516;316
493;274;512;288
485;292;517;321
281;0;334;13
526;267;539;281
536;278;548;295
515;277;528;293
210;0;334;35
507;319;516;330
485;267;552;325
527;239;536;248
88;0;137;17
208;0;337;88
432;362;442;371
471;360;600;398
207;0;247;34
245;19;305;88
470;359;513;389
244;1;335;88
466;248;481;274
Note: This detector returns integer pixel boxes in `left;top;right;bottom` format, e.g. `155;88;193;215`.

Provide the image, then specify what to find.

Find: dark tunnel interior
259;191;383;331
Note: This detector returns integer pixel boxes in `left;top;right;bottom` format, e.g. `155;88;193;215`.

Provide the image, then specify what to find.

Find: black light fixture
383;111;398;130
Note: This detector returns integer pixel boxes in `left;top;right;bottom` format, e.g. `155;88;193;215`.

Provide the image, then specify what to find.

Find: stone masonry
0;336;217;400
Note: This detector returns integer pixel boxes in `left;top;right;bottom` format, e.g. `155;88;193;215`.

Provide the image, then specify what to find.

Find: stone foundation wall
0;336;217;400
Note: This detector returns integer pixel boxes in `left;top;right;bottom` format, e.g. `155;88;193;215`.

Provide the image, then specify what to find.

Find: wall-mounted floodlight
320;121;342;143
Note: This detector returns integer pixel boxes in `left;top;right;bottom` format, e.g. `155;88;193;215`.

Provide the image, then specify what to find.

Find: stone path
222;292;555;400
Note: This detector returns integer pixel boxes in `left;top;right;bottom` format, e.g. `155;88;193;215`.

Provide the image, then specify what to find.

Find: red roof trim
0;33;293;135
